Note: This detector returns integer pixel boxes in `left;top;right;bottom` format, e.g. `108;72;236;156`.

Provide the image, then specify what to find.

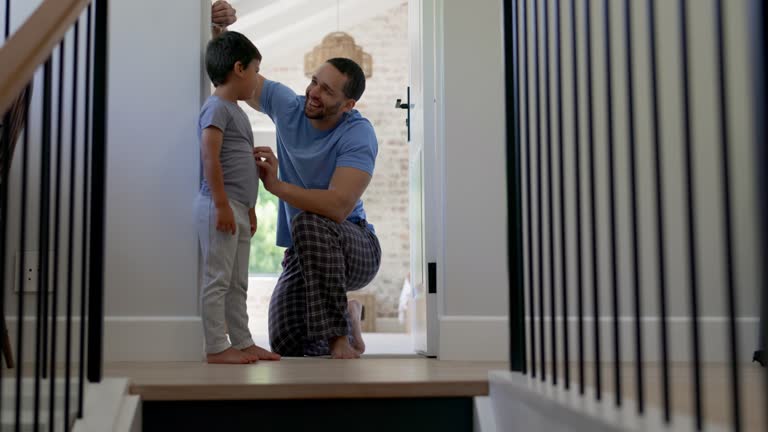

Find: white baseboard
103;317;203;361
7;316;203;362
439;316;510;361
432;315;760;363
528;316;761;363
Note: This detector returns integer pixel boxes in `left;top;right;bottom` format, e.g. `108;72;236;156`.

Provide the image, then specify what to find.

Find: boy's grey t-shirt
198;95;259;208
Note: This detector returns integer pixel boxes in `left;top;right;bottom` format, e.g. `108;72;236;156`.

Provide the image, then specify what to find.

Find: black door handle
395;87;411;141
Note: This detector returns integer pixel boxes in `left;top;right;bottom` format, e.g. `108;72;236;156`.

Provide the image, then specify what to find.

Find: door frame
410;0;445;357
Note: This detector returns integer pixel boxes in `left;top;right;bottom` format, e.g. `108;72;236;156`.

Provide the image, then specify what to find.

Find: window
248;185;285;275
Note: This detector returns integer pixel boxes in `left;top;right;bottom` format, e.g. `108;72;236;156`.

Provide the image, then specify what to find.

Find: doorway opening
226;0;416;355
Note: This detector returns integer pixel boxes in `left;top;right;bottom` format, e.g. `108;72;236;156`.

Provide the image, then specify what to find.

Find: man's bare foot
206;347;253;364
241;345;281;361
330;336;361;359
347;299;366;354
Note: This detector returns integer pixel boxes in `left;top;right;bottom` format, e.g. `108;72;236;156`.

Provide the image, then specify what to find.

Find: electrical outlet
14;251;41;293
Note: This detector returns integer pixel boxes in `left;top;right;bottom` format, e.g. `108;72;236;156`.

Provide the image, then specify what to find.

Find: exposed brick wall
245;2;410;318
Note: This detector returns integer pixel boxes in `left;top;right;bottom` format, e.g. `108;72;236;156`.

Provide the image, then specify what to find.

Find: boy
195;31;280;364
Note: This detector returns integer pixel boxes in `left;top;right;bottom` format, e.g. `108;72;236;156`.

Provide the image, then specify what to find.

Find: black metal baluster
523;0;536;380
48;38;67;432
534;0;547;382
78;4;93;418
555;0;569;390
624;0;644;415
506;0;527;374
751;0;768;427
14;84;31;432
515;0;527;375
0;157;5;428
714;0;749;428
0;104;7;432
65;19;80;431
0;0;11;424
584;0;601;401
713;0;741;430
35;57;53;432
544;0;558;386
88;0;108;383
570;0;585;396
648;0;671;422
602;0;621;407
3;0;9;38
677;1;703;428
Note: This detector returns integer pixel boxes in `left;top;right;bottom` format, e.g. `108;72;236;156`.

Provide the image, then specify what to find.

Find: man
211;0;237;37
251;59;380;360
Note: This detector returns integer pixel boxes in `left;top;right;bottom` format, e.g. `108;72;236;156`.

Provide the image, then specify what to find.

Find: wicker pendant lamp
303;0;373;78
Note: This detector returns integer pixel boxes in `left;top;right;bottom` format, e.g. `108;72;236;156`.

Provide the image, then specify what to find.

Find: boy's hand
249;208;258;237
216;204;236;235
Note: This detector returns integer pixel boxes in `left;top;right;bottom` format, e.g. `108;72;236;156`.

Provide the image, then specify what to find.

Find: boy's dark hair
326;58;366;101
206;31;262;87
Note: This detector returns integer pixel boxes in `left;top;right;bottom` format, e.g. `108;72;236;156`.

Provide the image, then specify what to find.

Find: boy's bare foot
206;347;254;364
347;299;366;354
330;336;361;359
239;349;260;363
241;345;281;361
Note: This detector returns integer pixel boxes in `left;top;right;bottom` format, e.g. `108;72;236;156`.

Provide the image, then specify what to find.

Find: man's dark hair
206;31;262;87
326;58;366;101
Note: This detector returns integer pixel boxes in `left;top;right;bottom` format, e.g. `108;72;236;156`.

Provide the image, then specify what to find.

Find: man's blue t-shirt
258;80;378;248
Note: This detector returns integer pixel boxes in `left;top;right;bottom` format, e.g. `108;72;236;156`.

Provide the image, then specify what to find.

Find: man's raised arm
245;74;267;112
211;1;237;38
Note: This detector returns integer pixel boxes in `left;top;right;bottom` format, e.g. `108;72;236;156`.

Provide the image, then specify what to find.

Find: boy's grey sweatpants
195;193;254;354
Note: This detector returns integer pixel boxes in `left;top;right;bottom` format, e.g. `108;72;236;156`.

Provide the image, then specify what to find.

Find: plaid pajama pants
268;211;381;356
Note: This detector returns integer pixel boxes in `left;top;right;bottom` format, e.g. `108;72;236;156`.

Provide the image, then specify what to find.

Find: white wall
438;0;510;361
104;0;202;317
2;0;207;361
100;0;205;359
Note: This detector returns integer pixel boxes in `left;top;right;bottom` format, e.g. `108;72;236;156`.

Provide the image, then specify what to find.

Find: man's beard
304;98;342;120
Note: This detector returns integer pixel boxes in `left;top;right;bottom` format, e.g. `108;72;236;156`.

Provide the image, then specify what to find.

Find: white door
407;0;439;356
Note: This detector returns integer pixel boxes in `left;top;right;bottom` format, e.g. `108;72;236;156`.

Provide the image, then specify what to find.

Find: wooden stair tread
104;358;506;401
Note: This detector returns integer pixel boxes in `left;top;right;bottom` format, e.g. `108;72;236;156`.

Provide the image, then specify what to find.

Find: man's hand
211;1;237;37
249;207;258;237
253;144;372;223
254;147;281;193
216;204;236;235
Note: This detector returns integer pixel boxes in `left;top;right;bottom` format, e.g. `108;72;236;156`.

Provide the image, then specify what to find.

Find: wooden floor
104;358;506;401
